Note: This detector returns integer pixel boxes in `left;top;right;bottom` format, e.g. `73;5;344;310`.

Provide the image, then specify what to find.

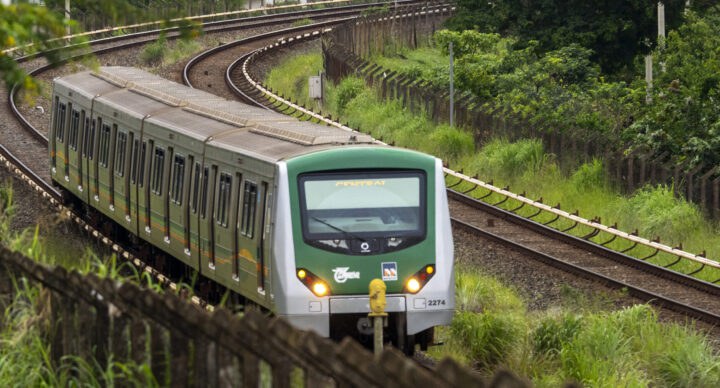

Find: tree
446;0;715;76
0;3;79;94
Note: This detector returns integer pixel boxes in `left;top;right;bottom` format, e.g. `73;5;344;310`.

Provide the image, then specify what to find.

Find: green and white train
49;66;454;353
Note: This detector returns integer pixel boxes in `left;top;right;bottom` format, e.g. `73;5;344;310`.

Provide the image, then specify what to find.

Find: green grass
428;268;720;386
140;35;202;66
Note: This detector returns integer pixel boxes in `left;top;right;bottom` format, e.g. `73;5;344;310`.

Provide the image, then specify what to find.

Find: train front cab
273;147;454;353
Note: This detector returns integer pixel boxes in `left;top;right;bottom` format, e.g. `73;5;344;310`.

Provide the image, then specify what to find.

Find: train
48;66;454;354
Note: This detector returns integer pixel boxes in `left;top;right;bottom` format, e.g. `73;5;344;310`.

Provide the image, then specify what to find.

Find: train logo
382;262;398;281
332;267;361;283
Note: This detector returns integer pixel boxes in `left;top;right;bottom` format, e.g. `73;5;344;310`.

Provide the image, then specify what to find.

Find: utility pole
449;41;454;127
646;2;666;103
65;0;71;36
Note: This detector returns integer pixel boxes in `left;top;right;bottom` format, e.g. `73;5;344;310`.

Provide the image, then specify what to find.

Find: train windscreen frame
298;170;426;255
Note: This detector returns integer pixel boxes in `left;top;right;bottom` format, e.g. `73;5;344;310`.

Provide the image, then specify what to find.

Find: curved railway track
202;17;720;328
6;1;720;330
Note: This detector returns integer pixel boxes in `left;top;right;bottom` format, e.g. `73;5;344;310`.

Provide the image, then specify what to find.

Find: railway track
205;15;720;328
5;0;720;331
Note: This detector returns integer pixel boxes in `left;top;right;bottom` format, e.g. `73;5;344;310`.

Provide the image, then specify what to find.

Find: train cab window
170;155;185;204
98;124;111;168
216;173;232;227
55;102;67;142
69;110;80;151
151;147;165;195
114;131;127;176
240;181;258;238
298;171;426;255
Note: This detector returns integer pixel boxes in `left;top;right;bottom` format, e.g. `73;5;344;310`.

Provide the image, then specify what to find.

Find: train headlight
296;267;331;297
403;264;435;294
312;282;329;297
406;278;421;293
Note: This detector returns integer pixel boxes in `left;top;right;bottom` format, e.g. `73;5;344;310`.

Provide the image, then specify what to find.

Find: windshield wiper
311;217;366;242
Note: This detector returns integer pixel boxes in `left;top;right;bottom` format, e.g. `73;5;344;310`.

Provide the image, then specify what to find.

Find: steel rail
1;0;396;57
451;218;720;325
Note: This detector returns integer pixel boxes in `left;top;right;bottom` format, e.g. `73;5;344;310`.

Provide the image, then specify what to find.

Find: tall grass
0;184;164;385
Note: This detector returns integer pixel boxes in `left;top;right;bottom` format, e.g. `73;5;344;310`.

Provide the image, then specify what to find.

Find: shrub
425;125;475;162
140;37;167;66
569;159;606;191
533;313;583;356
467;138;546;181
612;185;704;242
334;77;366;113
451;311;524;369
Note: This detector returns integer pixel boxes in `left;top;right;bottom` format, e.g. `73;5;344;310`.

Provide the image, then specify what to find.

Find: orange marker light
426;266;434;275
297;269;307;279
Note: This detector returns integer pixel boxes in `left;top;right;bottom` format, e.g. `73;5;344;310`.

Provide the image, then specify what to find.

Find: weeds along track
219;14;720;328
4;1;425;309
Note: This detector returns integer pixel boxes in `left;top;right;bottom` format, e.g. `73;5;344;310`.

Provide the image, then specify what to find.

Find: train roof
54;66;378;163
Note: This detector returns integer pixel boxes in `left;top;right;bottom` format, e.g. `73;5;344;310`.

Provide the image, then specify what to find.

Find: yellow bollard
368;279;388;356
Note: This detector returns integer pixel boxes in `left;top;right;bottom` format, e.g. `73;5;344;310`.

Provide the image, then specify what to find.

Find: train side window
191;162;201;213
114;131;127;177
98;124;111;168
200;166;209;218
130;139;140;184
170;155;185;204
86;119;97;160
69;110;80;151
138;142;147;187
240;181;258;238
151;147;165;195
81;117;91;157
55;102;67;142
216;173;232;227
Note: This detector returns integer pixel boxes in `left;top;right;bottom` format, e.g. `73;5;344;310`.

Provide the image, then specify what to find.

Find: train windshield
299;171;426;254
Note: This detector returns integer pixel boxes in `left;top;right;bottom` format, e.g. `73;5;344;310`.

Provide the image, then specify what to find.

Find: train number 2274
428;299;446;306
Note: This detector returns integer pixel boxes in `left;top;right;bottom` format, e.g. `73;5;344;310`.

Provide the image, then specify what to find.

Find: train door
257;181;271;295
113;130;129;219
66;109;82;190
128;136;141;234
212;170;237;277
91;117;102;203
168;152;191;263
96;122;115;210
199;164;217;272
51;98;68;178
81;116;96;204
149;143;168;244
76;112;88;194
141;139;152;234
187;160;205;271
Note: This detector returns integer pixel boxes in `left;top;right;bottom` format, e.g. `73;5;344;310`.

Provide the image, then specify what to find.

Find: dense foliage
377;30;644;137
446;0;715;75
441;3;720;170
626;10;720;168
0;3;81;93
